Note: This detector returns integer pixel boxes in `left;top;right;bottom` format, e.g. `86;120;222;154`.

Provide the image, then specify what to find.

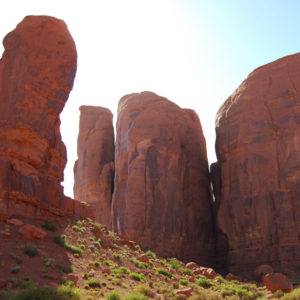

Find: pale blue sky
0;1;299;196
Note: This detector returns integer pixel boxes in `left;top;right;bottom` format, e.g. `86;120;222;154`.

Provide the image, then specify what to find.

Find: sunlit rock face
214;53;300;273
74;106;114;228
0;16;92;218
112;91;215;265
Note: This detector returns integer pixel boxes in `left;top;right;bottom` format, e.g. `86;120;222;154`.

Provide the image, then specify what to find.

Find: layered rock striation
112;91;215;265
0;16;92;219
74;106;114;227
214;53;300;272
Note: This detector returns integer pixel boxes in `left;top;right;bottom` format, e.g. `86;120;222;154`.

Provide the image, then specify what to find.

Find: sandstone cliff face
214;53;300;272
112;91;215;265
74;106;114;227
0;16;92;219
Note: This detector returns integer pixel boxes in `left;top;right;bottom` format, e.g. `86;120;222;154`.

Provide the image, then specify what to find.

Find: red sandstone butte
214;53;300;273
0;16;92;218
112;91;215;265
74;106;114;228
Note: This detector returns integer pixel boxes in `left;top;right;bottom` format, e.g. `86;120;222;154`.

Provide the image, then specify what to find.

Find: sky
1;0;300;197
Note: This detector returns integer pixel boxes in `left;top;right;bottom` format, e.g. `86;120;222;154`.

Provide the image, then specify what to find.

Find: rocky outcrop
0;16;92;219
112;91;215;265
74;106;114;227
214;53;300;273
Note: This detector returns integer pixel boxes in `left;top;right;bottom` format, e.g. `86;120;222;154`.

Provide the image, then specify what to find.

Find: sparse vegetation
0;217;283;300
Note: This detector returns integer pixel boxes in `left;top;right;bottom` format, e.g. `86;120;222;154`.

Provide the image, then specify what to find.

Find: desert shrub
158;259;167;266
145;250;156;259
120;266;130;274
157;268;172;278
106;290;121;300
134;284;150;295
130;273;145;282
23;243;38;257
170;258;179;270
113;253;121;260
93;261;101;267
197;278;212;288
42;220;57;232
104;259;114;266
124;292;148;300
44;257;55;268
179;278;188;286
10;253;22;264
10;265;20;273
59;265;74;274
85;278;100;288
183;268;192;275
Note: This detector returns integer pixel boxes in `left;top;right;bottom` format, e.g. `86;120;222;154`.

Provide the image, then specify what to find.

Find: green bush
23;243;38;257
10;265;20;273
59;265;74;274
130;273;145;282
157;268;172;278
179;278;188;286
134;284;150;295
106;290;121;300
124;292;148;300
42;220;57;232
145;250;156;259
197;278;212;288
170;258;179;270
113;253;121;260
85;278;100;288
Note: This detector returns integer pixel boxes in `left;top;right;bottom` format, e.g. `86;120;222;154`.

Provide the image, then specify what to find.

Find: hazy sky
1;0;300;197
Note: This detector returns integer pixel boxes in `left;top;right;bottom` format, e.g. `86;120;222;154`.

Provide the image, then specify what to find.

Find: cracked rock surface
213;53;300;273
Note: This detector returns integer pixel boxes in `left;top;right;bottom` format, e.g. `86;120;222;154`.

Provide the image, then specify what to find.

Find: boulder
137;254;150;264
19;224;47;240
225;273;242;282
214;53;300;272
254;264;274;282
74;106;114;228
263;273;293;293
185;262;199;270
202;268;217;279
7;218;24;227
112;92;215;265
176;288;193;297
